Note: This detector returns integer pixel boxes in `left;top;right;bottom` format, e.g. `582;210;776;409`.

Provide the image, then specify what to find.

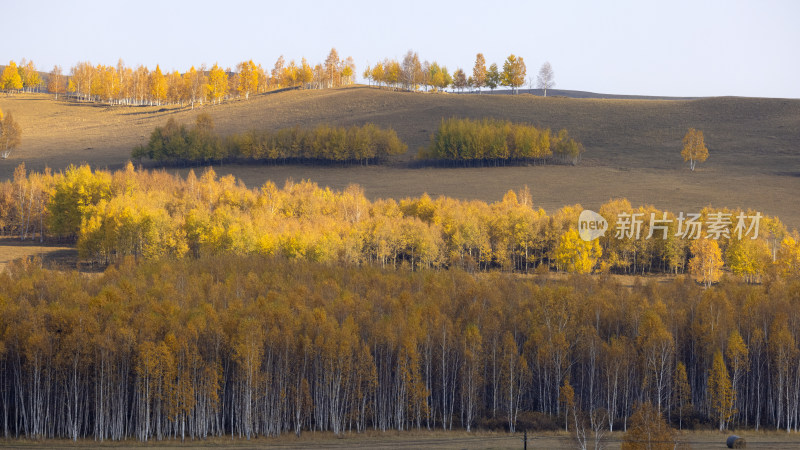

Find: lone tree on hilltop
537;61;555;97
681;128;708;171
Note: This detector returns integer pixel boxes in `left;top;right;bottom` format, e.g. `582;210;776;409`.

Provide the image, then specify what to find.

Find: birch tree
236;60;258;99
681;128;708;171
0;110;22;159
486;63;500;91
689;238;723;287
472;53;487;93
1;61;23;93
536;61;555;96
149;65;167;105
208;64;228;104
501;54;526;94
708;350;735;431
47;65;67;99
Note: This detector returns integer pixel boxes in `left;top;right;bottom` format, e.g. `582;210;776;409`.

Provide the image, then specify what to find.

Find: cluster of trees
224;123;407;164
0;253;799;441
593;198;798;284
363;51;452;92
131;115;222;163
132;115;407;165
5;52;551;100
418;118;585;165
0;107;22;159
1;164;798;283
363;52;528;93
3;49;355;107
1;59;42;93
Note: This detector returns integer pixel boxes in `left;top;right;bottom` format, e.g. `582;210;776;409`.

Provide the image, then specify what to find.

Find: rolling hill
1;86;799;228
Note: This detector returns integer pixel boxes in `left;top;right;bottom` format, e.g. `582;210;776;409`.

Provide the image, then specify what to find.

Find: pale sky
3;0;798;98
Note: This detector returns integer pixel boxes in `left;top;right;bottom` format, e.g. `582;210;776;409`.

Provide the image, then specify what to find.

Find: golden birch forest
0;163;799;441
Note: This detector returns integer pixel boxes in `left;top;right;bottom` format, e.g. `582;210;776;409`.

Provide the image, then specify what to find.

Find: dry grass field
0;239;76;273
1;87;799;230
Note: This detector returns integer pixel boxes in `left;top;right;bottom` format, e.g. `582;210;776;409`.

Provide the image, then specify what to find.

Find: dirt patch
0;239;77;272
0;430;798;449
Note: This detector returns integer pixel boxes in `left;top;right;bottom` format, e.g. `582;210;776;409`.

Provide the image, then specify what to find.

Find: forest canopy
1;164;799;442
0;254;799;440
3;50;357;105
1;164;797;281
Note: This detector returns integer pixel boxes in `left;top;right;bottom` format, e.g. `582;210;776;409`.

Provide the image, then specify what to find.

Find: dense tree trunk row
0;256;799;440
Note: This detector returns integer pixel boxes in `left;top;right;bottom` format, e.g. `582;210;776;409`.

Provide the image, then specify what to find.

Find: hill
474;87;699;100
1;86;799;228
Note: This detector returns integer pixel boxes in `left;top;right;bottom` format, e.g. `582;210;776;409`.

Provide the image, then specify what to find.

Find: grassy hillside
1;87;799;228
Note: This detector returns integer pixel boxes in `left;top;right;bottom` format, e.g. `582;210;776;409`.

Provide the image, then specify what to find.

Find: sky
3;0;798;98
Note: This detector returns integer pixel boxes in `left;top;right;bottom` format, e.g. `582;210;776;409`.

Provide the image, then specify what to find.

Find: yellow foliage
689;238;723;287
236;60;259;99
726;236;770;283
681;128;709;171
554;229;601;273
208;63;228;104
777;233;800;277
1;61;23;91
672;361;692;429
621;402;675;450
149;65;167;104
708;349;736;430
